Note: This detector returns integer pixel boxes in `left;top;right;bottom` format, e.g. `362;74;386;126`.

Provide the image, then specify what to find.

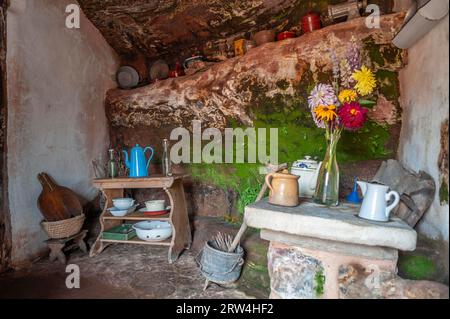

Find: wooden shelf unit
89;175;192;263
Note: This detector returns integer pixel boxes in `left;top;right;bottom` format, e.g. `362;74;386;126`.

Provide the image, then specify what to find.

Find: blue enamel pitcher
123;144;154;178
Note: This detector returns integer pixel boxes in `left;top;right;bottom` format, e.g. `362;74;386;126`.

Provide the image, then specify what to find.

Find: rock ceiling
78;0;392;64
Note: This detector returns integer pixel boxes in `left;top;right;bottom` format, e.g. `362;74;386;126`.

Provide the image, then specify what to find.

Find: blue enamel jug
123;144;154;178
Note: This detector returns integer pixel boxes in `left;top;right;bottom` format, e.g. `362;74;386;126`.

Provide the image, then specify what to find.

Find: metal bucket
197;240;245;284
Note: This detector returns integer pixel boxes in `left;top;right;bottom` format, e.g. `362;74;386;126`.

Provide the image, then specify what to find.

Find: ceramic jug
291;156;322;198
357;181;400;222
265;170;300;207
123;144;155;178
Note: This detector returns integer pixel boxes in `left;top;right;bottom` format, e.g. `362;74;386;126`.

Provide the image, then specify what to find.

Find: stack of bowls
109;198;135;217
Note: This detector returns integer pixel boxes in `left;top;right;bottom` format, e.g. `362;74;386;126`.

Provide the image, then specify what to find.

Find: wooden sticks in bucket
211;232;236;253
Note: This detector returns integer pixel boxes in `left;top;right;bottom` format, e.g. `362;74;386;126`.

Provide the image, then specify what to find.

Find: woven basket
41;214;85;239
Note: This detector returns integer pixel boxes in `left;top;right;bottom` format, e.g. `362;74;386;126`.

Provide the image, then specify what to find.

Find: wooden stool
45;230;88;264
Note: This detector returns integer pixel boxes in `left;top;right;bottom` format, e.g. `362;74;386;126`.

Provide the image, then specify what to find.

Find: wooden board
103;210;170;221
101;238;171;246
92;175;189;189
165;178;192;263
89;188;123;257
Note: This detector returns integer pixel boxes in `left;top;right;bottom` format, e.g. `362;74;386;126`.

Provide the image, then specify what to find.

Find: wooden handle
37;173;54;192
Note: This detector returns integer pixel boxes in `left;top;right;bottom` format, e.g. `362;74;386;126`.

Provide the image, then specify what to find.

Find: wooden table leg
89;188;123;257
165;179;191;263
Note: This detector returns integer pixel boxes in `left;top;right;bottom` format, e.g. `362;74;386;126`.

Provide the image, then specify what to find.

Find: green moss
376;69;400;103
364;37;385;67
315;269;326;297
363;36;404;70
439;179;449;205
190;72;395;214
398;255;437;281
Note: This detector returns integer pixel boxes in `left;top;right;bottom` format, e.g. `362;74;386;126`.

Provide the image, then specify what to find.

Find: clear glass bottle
313;133;340;206
108;149;118;178
162;139;172;176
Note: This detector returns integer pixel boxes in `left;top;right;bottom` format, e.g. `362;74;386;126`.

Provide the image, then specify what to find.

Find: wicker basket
41;214;85;239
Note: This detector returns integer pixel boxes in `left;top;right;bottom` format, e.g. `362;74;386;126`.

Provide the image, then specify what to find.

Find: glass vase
313;133;340;206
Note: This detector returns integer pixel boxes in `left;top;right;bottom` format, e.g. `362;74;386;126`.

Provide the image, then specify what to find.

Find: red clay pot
301;12;321;34
277;31;296;41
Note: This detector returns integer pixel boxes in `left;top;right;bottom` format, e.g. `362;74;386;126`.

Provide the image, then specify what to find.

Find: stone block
338;263;449;299
268;242;325;299
246;199;417;251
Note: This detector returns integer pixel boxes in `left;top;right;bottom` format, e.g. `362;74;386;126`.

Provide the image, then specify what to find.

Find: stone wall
398;15;450;281
0;0;11;273
78;0;395;65
6;0;119;267
107;14;406;217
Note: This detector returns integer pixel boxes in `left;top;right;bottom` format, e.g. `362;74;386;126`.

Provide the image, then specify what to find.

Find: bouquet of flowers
308;37;377;206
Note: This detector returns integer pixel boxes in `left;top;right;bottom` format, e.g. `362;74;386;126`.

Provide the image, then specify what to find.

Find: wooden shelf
89;177;192;263
100;237;171;246
103;211;170;221
92;175;189;189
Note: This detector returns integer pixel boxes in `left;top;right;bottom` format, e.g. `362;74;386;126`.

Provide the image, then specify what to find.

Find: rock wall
6;0;119;267
0;0;11;273
107;14;406;217
78;0;395;64
398;15;449;282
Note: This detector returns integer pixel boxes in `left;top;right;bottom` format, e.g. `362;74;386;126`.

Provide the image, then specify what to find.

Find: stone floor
0;217;270;299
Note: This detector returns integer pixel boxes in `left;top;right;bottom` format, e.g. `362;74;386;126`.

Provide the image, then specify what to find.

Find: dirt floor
0;217;270;299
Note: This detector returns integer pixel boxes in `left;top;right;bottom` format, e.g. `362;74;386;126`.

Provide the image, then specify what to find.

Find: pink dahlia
338;102;368;130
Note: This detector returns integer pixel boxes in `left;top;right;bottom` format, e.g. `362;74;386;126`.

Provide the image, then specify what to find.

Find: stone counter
245;199;417;251
243;199;438;299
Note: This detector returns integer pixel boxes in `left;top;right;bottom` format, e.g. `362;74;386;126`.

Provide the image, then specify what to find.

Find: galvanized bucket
197;240;245;284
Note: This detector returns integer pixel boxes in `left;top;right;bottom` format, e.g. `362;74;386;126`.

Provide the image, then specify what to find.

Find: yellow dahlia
338;89;358;104
352;66;376;96
314;105;338;123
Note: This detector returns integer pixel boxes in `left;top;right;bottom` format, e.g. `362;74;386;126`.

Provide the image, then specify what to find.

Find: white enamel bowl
145;200;166;212
112;198;135;210
108;207;129;217
132;221;172;241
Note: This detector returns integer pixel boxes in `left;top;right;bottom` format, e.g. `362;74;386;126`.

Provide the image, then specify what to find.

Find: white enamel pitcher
357;181;400;222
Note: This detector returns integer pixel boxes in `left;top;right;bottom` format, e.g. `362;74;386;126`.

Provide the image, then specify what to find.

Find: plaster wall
398;16;449;242
6;0;119;266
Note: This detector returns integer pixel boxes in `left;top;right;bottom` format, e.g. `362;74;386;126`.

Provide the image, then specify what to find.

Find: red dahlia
338;102;368;130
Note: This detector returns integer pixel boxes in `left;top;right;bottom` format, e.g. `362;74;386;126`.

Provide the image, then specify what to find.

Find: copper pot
265;170;300;207
253;30;276;46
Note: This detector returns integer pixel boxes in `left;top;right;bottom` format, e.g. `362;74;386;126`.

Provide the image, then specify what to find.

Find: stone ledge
245;199;417;251
105;13;405;129
261;229;398;261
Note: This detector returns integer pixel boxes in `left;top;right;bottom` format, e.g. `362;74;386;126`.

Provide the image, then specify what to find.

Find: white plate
138;206;171;213
117;66;139;89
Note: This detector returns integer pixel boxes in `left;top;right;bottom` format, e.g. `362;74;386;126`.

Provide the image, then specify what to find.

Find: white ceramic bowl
132;221;172;241
108;205;136;217
112;198;135;210
108;207;129;217
145;200;166;212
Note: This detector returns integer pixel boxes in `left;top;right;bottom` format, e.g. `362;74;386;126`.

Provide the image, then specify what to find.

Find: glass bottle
162;139;172;176
108;149;118;178
313;133;340;206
